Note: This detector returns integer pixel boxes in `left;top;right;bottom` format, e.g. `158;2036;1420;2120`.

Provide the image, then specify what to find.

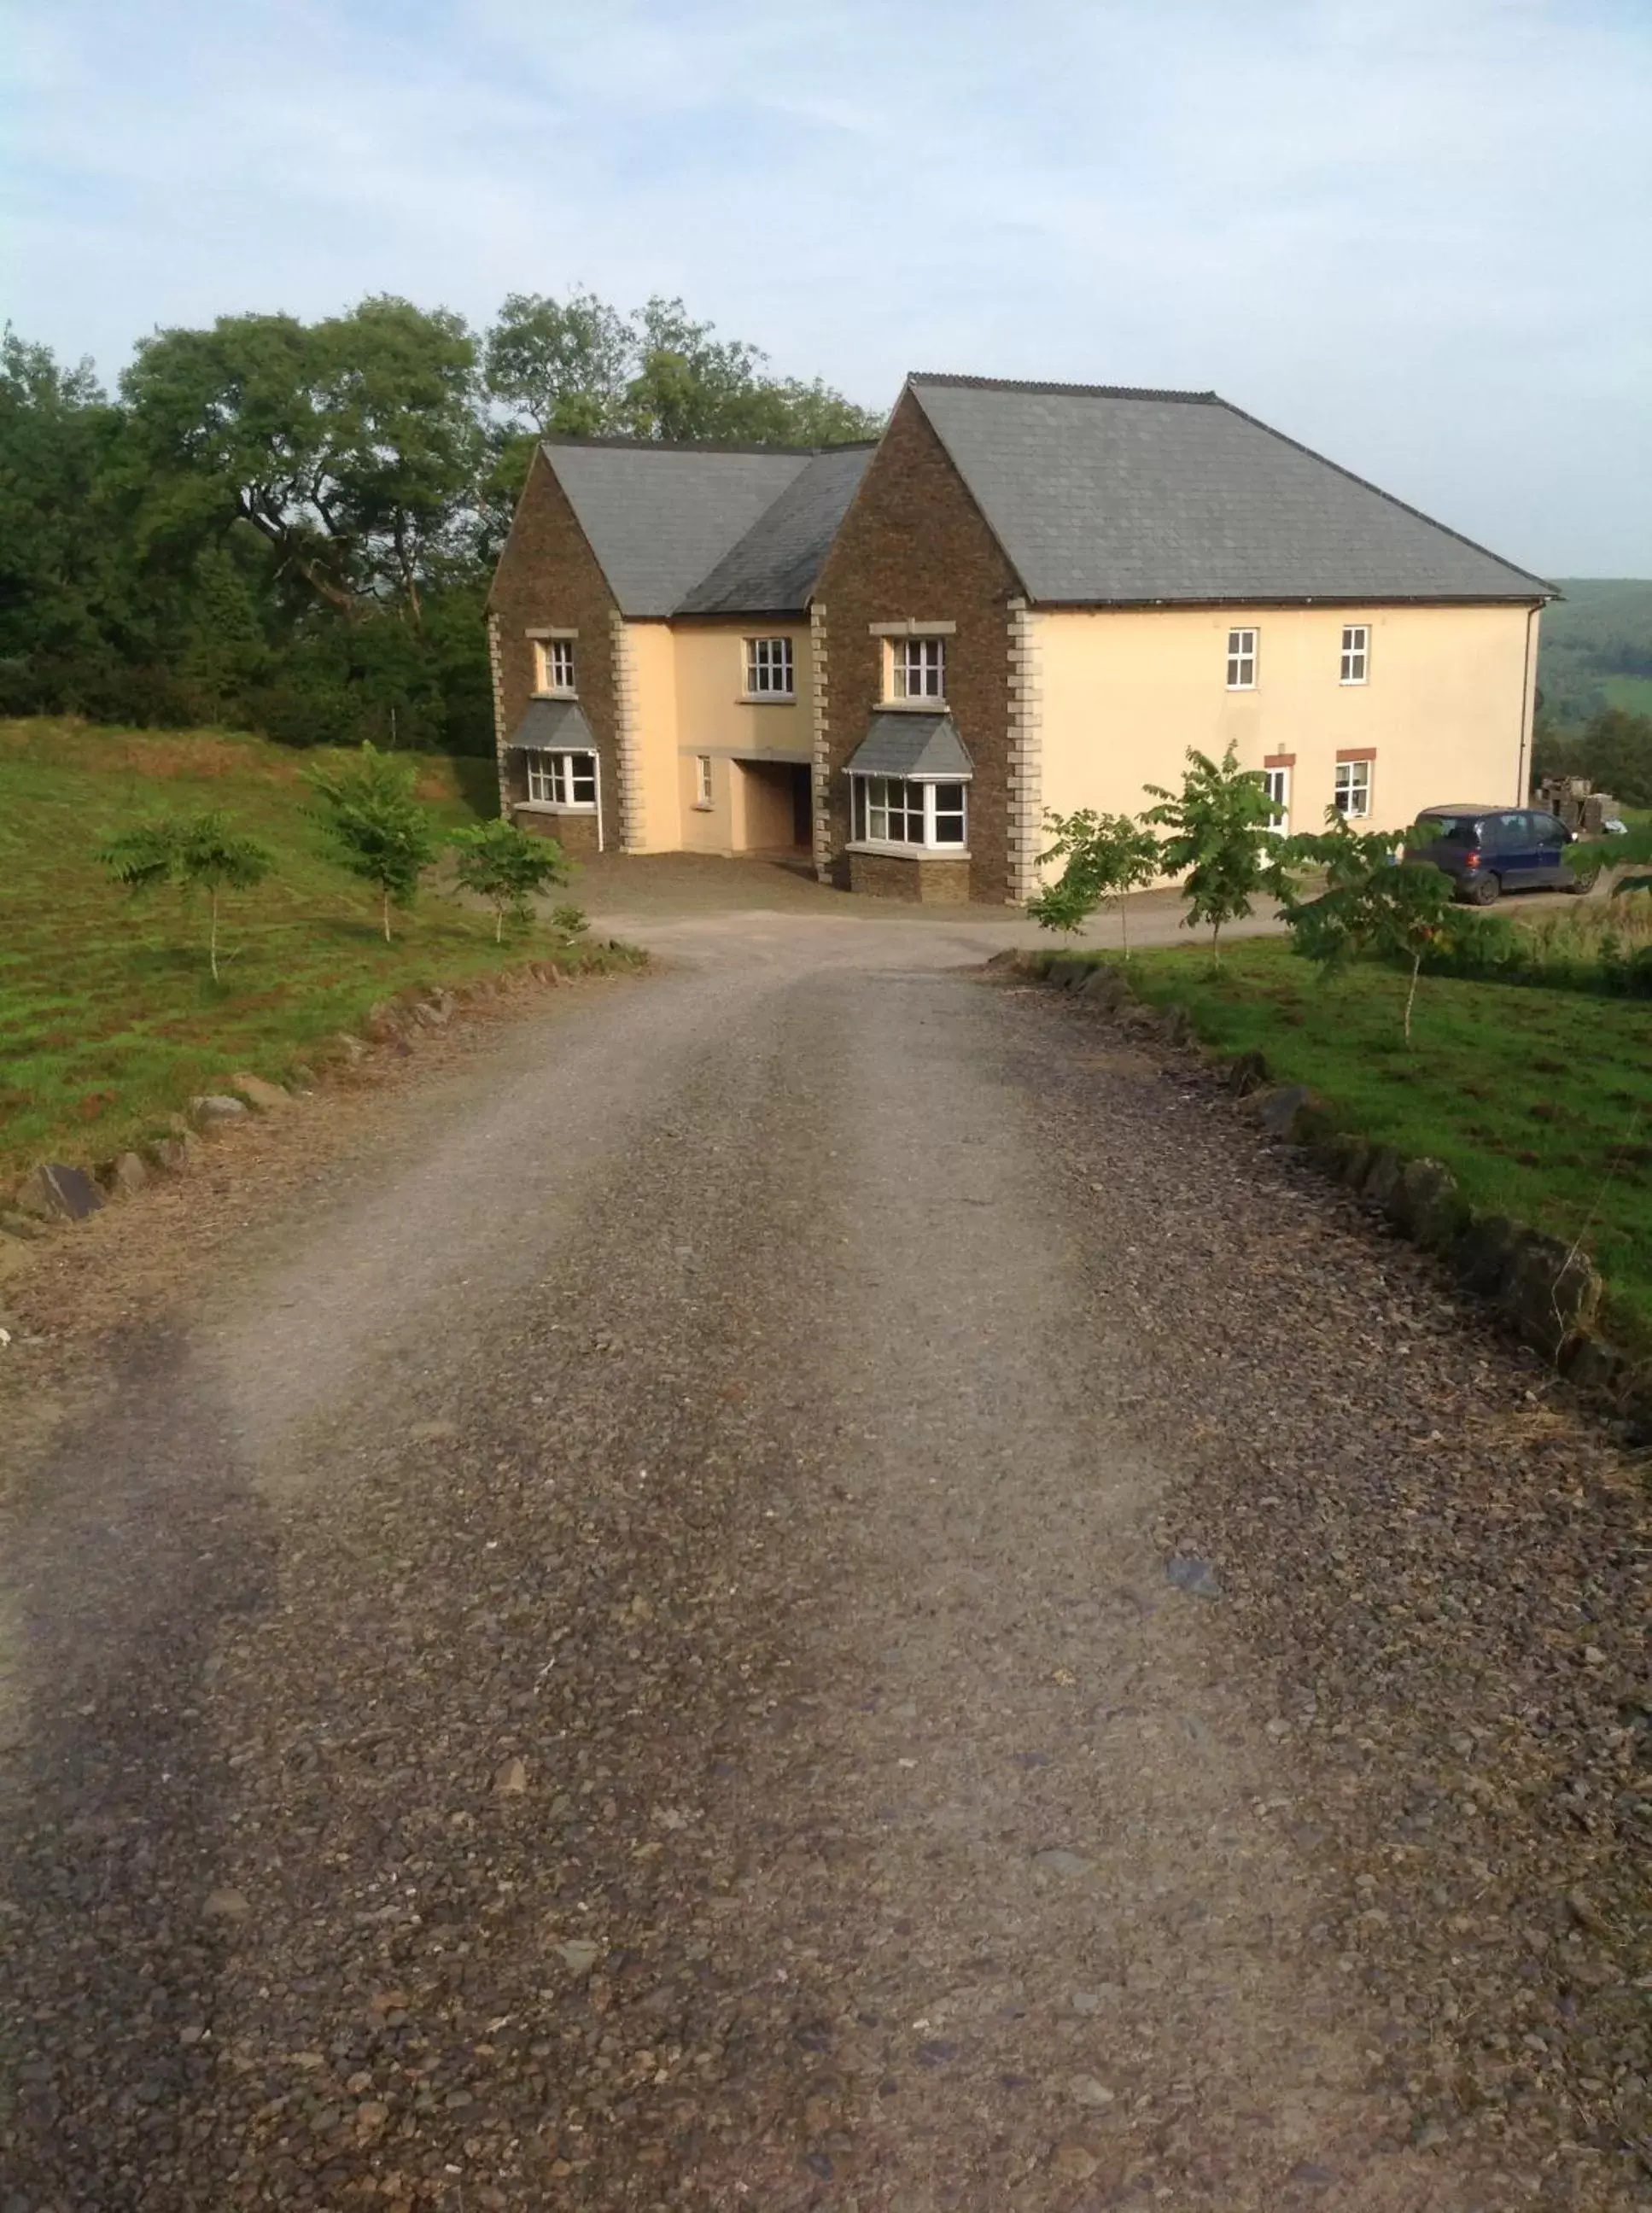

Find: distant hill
1538;579;1652;724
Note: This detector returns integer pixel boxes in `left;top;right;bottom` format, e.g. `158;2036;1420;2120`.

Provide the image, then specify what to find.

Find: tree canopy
0;289;883;755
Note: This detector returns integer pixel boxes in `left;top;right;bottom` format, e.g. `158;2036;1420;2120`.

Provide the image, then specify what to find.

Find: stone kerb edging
0;961;601;1258
1006;949;1649;1433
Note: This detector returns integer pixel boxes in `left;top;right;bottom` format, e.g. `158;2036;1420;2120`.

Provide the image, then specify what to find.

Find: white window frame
849;774;968;853
534;639;577;696
1262;765;1291;836
889;636;947;703
1334;758;1372;819
1226;628;1258;691
524;748;598;809
744;636;795;698
694;754;714;809
1340;623;1370;686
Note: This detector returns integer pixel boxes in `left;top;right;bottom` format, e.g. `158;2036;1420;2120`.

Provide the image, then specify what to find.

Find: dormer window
533;637;577;695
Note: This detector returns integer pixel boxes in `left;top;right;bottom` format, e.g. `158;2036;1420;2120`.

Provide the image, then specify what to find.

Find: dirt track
0;915;1644;2210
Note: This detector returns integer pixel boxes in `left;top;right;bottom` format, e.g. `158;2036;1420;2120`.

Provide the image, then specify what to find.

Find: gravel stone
1;917;1643;2210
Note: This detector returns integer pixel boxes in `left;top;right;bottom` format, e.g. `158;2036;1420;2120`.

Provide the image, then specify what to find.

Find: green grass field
0;719;608;1180
1601;675;1652;716
1112;937;1652;1352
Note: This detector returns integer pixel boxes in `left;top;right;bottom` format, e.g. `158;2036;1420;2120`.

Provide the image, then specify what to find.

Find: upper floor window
1334;757;1372;819
534;638;576;695
694;754;714;809
1226;628;1258;690
891;636;946;702
744;637;795;698
525;749;597;809
1340;624;1370;685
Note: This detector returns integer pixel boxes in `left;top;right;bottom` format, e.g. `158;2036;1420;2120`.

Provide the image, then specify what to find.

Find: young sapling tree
1141;743;1276;963
96;810;273;982
1273;814;1456;1043
1025;809;1162;956
448;818;570;940
306;743;441;941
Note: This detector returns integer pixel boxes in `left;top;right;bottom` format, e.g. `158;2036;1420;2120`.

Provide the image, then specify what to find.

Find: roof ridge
1207;397;1555;596
539;432;876;458
908;372;1219;404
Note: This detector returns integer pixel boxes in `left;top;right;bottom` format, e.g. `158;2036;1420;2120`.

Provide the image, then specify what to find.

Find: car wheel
1469;872;1502;906
1567;865;1601;895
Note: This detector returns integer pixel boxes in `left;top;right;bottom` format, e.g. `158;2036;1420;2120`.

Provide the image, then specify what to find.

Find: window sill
1224;685;1257;695
737;693;797;705
847;839;970;861
878;698;950;713
529;689;580;702
692;802;714;813
517;800;597;815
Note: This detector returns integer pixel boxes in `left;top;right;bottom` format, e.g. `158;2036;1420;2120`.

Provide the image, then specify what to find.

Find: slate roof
540;437;874;619
908;376;1552;606
845;713;974;780
679;447;876;615
505;698;597;750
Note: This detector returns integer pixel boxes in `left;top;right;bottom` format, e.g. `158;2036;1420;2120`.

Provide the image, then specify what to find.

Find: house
487;375;1552;903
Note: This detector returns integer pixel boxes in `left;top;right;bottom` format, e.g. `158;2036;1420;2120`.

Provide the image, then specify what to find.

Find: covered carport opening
734;757;812;852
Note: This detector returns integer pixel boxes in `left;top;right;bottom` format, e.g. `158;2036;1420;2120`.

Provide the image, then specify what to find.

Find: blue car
1404;805;1602;905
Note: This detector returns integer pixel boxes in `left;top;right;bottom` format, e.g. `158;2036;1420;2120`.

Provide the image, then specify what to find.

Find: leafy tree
1026;809;1161;954
484;289;633;435
306;744;441;940
1141;744;1276;962
121;297;482;625
96;809;273;980
550;902;589;942
1273;815;1456;1043
448;817;570;939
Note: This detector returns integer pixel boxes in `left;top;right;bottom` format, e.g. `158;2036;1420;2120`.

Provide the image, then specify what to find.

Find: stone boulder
1225;1050;1270;1097
229;1072;291;1112
1359;1147;1404;1213
1497;1231;1602;1358
1078;964;1128;1008
1254;1083;1319;1142
189;1095;249;1133
1563;1334;1626;1396
12;1163;104;1222
1311;1130;1369;1188
1387;1157;1463;1250
330;1032;370;1065
1452;1213;1524;1298
1047;953;1091;990
145;1132;200;1176
100;1152;149;1200
363;1002;406;1044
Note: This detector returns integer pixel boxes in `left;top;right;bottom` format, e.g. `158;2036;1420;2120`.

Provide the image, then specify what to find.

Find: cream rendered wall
621;621;682;852
667;621;813;853
1036;604;1538;867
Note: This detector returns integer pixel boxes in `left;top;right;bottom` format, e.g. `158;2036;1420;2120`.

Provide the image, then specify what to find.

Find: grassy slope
1540;579;1652;718
1116;937;1652;1352
0;720;586;1178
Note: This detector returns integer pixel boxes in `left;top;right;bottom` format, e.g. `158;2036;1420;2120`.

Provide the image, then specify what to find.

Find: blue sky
4;0;1649;573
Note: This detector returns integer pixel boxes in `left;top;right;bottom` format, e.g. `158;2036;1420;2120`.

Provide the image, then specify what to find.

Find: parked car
1404;805;1602;904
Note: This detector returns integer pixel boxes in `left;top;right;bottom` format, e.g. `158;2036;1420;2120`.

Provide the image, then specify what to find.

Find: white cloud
3;0;1649;569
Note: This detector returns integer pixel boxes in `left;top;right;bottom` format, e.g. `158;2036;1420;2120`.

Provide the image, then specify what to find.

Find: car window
1417;815;1482;844
1532;814;1567;840
1497;813;1530;842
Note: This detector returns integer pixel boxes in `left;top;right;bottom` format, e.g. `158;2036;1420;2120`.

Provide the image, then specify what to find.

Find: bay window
525;750;598;808
851;775;967;850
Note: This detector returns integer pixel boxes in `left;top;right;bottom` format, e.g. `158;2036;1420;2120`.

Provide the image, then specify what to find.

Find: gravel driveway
1;916;1644;2210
